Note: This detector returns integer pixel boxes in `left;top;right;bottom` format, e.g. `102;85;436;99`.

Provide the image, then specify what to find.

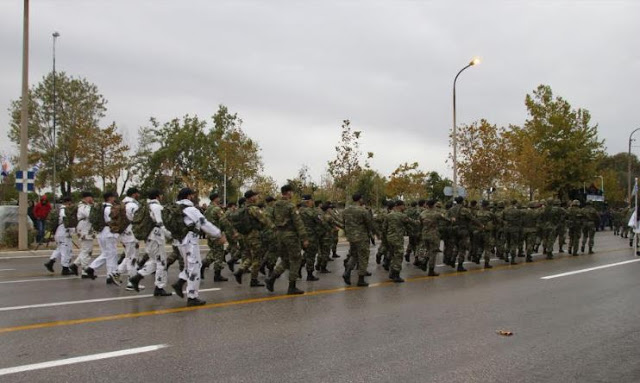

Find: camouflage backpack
63;204;79;229
46;207;61;234
161;202;192;241
272;200;291;228
132;201;157;240
89;203;107;232
108;202;130;234
228;207;253;235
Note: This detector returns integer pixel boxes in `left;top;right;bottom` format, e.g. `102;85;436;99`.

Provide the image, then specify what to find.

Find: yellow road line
0;247;631;335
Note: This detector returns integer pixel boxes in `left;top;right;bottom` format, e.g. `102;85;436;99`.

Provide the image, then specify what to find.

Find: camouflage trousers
541;226;556;254
317;236;332;270
345;239;370;277
556;225;567;247
568;225;582;255
450;228;470;264
273;233;303;282
303;238;319;274
523;230;537;257
581;224;596;250
388;241;404;273
417;232;439;269
331;230;339;255
405;235;419;256
238;234;265;280
166;244;185;271
202;240;225;272
504;229;521;259
472;231;493;262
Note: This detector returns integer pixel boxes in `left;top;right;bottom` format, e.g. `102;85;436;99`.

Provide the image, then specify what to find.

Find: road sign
444;186;466;197
15;170;34;192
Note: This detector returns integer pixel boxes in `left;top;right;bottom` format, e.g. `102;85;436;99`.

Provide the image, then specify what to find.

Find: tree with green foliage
8;72;108;195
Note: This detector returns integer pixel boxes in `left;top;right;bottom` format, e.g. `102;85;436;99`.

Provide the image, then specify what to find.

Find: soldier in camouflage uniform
404;201;421;263
539;198;556;259
502;200;523;265
494;201;506;260
374;200;390;265
468;200;479;262
522;201;539;262
566;200;584;256
612;208;622;236
342;194;375;287
316;203;338;273
440;201;455;267
554;200;568;253
261;196;279;273
201;192;237;281
233;190;276;287
581;201;599;254
447;196;481;272
474;200;497;268
383;200;417;282
265;185;309;295
225;201;243;272
417;199;449;275
299;195;323;281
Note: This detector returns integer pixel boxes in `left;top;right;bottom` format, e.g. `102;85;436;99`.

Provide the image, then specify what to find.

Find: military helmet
497;201;505;208
553;199;561;206
571;199;580;206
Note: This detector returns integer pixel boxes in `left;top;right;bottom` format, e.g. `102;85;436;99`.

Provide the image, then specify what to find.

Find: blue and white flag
31;161;43;174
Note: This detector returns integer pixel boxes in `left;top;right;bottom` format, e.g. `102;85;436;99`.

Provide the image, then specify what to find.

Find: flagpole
18;0;30;250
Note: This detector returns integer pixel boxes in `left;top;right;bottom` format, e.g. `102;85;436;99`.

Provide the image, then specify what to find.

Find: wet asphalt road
0;232;639;383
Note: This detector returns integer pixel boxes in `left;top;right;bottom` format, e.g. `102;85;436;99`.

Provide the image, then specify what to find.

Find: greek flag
32;161;43;174
633;180;639;197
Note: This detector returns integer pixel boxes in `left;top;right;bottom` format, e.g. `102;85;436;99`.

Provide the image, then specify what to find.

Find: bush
0;224;36;248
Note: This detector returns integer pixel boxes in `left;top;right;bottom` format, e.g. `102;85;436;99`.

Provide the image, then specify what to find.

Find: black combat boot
287;281;304;295
200;264;208;280
213;269;228;282
588;247;594;254
128;273;144;292
233;269;243;284
342;269;352;286
457;261;467;272
69;264;79;276
154;287;172;296
484;261;493;269
580;245;585;253
250;279;265;287
171;278;186;298
427;267;439;277
382;257;390;271
265;273;278;292
526;255;533;263
332;251;339;258
404;251;411;263
419;259;428;272
510;256;518;265
226;259;236;272
390;271;404;283
44;259;55;272
83;267;97;280
558;246;564;253
630;239;634;247
187;297;206;307
61;266;73;275
546;252;554;260
357;275;369;287
306;272;319;281
376;252;382;264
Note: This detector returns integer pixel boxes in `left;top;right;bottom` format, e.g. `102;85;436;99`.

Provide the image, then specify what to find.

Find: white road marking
0;344;168;376
540;259;640;280
0;269;16;272
0;276;79;284
0;255;50;259
0;288;221;312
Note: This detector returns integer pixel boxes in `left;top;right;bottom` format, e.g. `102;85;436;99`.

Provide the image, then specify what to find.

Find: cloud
1;1;639;186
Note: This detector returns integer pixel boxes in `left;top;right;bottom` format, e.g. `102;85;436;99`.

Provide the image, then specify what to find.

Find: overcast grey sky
1;1;639;186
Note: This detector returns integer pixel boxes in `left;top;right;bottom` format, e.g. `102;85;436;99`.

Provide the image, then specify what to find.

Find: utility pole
18;0;30;250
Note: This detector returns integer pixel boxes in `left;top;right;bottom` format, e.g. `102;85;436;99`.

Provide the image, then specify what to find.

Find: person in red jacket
33;195;52;243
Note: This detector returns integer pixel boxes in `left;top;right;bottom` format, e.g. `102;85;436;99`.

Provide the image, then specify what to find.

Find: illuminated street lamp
452;57;480;198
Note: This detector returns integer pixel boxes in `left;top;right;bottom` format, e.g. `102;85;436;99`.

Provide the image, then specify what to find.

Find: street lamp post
594;175;604;199
52;31;60;203
452;57;480;198
628;128;640;203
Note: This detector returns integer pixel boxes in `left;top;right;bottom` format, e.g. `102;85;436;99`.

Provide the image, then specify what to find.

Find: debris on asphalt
497;330;514;336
